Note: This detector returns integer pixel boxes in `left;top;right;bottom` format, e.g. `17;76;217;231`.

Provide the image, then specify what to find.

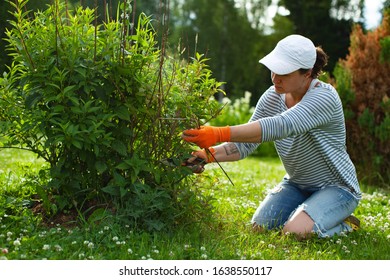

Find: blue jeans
251;179;359;237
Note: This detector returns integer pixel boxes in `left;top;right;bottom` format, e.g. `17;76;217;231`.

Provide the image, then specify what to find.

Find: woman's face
271;70;310;95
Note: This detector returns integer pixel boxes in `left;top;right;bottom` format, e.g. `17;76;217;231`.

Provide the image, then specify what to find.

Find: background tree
334;10;390;188
0;0;375;103
278;0;365;73
168;0;268;102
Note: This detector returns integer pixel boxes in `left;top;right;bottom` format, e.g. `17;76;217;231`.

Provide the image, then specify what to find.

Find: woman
181;34;361;238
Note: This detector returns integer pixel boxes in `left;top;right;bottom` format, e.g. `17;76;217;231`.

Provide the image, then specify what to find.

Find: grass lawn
0;148;389;260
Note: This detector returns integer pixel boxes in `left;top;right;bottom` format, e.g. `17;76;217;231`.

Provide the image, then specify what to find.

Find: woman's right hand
184;148;215;173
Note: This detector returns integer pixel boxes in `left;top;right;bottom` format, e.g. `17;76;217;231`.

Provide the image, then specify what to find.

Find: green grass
0;149;389;260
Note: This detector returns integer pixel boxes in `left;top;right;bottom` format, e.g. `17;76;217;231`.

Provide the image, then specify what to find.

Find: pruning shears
160;149;234;186
160;156;206;169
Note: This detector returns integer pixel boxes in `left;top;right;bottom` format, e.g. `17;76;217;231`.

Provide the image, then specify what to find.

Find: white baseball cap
259;34;316;75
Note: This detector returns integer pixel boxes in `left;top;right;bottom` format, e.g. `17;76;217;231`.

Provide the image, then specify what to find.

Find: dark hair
299;46;329;78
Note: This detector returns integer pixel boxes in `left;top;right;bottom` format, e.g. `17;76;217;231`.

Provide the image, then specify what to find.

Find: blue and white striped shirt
234;79;361;198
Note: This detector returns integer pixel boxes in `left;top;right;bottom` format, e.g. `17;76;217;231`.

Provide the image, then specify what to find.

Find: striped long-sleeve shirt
234;79;361;198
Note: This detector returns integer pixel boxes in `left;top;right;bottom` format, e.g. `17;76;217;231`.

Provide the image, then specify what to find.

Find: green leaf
63;85;77;94
101;185;119;196
72;139;82;149
95;161;108;173
87;208;108;223
119;186;127;198
113;171;127;187
116;161;129;170
25;91;42;108
112;140;127;156
116;106;130;121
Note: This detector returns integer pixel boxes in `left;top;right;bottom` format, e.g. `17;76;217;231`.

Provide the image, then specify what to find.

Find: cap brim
259;51;300;75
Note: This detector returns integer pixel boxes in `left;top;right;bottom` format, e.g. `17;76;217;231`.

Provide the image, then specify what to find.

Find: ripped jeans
251;179;359;237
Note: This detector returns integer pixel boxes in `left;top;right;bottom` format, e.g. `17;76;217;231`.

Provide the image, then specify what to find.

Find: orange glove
181;126;231;148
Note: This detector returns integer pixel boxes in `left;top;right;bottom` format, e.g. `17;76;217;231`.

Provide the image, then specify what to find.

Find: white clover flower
104;226;109;231
201;254;208;259
13;240;21;247
87;242;94;249
6;232;12;237
112;236;119;241
127;248;133;254
54;245;63;252
200;246;206;251
42;244;50;250
268;244;276;249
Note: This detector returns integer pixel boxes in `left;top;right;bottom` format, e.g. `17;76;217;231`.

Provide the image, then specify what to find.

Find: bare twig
205;148;234;186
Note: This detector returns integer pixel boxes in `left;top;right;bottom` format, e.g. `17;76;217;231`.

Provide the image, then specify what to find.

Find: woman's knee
282;210;315;238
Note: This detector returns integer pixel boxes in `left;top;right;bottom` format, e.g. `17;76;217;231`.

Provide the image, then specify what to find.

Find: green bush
0;0;224;230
